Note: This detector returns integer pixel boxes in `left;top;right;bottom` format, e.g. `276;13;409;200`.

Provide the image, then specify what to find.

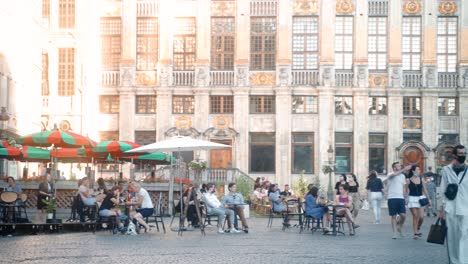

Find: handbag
444;168;467;200
361;199;369;210
427;218;447;245
419;198;429;207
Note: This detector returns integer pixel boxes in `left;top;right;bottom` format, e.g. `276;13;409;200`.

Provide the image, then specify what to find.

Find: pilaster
354;0;368;88
155;87;173;142
193;87;210;136
121;0;136;64
387;87;403;167
235;0;249;66
158;0;174;66
233;87;250;171
117;88;135;141
422;0;437;88
388;0;402;65
353;87;369;185
317;87;335;190
274;86;292;185
196;0;210;64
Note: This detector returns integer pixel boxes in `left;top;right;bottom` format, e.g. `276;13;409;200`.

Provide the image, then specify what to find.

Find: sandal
413;234;419;240
350;230;355;236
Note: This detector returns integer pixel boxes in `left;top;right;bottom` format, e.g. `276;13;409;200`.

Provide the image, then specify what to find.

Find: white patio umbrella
126;136;231;235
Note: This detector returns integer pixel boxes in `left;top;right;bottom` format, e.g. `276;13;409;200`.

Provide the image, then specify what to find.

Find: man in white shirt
202;183;240;234
439;145;468;264
387;162;411;239
126;182;153;233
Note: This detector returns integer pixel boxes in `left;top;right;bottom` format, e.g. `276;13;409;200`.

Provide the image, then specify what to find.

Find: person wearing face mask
334;174;349;195
439;144;468;264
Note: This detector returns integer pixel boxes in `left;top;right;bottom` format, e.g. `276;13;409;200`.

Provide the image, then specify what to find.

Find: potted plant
42;198;58;223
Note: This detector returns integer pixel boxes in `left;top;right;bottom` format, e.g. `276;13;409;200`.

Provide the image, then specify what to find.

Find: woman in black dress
36;175;53;223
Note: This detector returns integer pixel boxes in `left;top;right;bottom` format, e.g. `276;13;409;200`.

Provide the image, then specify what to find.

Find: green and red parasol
122;152;174;165
16;130;96;148
93;140;141;158
20;146;51;161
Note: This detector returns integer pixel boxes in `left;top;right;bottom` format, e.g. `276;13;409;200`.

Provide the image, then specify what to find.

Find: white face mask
339;177;344;181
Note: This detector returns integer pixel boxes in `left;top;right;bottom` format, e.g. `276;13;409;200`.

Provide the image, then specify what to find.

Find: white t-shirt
387;173;406;199
79;185;90;201
137;188;153;209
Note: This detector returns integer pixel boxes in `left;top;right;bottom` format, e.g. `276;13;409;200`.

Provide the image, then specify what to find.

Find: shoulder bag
444;167;467;201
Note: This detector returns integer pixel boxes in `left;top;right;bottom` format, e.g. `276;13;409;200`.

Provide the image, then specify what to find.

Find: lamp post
327;144;334;201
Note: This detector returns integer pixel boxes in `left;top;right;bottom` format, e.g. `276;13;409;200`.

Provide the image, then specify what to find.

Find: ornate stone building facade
7;0;468;186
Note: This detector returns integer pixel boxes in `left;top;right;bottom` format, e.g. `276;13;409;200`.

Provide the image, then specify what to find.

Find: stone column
117;88;135;141
354;0;368;88
319;0;336;86
353;88;369;186
196;0;210;66
157;0;174;85
276;0;292;81
387;88;403;165
235;0;249;67
459;1;468;145
317;87;335;194
274;86;292;186
421;89;438;170
387;0;402;69
121;0;136;65
50;0;59;29
422;0;437;88
459;88;468;145
233;87;250;171
155;87;173;141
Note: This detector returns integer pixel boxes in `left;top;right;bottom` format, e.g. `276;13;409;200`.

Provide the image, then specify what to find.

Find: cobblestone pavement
0;209;448;264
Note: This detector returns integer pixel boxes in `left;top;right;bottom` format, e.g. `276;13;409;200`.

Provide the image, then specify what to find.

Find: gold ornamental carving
369;75;387;87
336;0;354;14
439;2;457;15
213;116;231;129
403;118;422;129
403;0;422;15
175;116;192;130
211;1;235;16
250;73;275;86
293;0;318;15
136;72;156;86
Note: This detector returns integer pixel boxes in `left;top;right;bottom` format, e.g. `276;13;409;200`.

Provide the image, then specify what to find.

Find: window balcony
403;71;422;88
438;73;458;88
173;71;195;86
210;71;234;86
101;71;120;87
335;70;354;87
137;0;159;17
292;70;319;86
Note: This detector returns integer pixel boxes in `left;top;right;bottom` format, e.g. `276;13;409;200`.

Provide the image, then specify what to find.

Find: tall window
250;133;275;172
42;53;49;96
137;18;159;71
438;98;458;116
368;97;387;114
250;96;275;114
42;0;50;19
173;18;196;70
292;133;314;173
99;95;119;113
136;95;157;114
335;133;353;173
368;17;387;70
173;96;194;114
335;96;353;114
402;17;421;71
59;0;74;28
58;48;74;96
369;134;386;174
437;17;458;73
292;16;318;70
101;18;121;70
335;16;353;70
135;131;156;145
292;96;318;113
250;17;276;70
403;97;421;116
210;96;233;113
211;17;235;70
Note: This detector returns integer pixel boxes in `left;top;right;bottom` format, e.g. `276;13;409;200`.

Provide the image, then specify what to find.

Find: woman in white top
125;182;153;233
79;177;96;206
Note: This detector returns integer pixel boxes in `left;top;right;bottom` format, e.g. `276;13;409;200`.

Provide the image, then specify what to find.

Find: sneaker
352;223;360;229
374;221;380;224
218;228;224;234
230;228;241;233
392;233;398;239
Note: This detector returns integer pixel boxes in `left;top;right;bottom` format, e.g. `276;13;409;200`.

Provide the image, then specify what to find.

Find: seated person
183;184;200;228
99;186;127;232
279;184;293;197
222;182;249;233
78;177;96;206
305;187;330;232
334;184;359;236
202;183;240;234
125;182;153;233
268;184;289;225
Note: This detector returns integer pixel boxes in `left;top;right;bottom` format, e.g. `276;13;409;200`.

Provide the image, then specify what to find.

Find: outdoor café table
325;204;346;236
282;199;303;231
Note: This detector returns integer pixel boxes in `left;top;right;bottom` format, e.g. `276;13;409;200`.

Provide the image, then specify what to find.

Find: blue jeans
208;207;235;227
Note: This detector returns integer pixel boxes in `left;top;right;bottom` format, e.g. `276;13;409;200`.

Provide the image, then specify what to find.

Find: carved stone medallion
336;0;354;14
439;2;457;15
136;72;156;86
293;0;318;15
403;0;422;15
175;116;192;130
211;1;235;16
250;73;275;86
369;75;387;87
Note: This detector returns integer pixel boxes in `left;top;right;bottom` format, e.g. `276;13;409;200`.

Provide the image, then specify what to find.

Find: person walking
348;173;360;220
387;162;411;239
439;144;468;264
366;171;384;224
406;165;432;239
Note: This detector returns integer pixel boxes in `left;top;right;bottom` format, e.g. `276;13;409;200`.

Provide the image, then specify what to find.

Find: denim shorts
137;208;154;218
387;198;406;216
99;209;112;217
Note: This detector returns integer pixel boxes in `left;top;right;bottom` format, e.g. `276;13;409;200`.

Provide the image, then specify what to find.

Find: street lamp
0;107;10;140
327;144;334;201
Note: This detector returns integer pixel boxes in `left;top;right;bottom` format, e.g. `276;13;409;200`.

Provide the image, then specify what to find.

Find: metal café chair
1;192;19;223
